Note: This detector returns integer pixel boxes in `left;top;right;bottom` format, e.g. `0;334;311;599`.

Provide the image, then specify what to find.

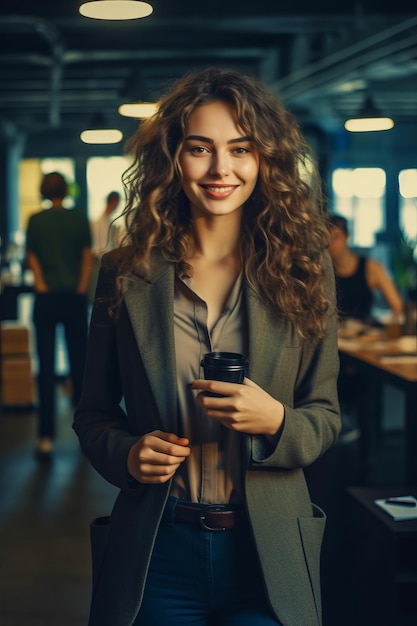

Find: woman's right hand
127;430;191;484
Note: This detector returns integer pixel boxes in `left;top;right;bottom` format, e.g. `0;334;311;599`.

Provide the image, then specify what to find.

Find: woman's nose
209;152;230;177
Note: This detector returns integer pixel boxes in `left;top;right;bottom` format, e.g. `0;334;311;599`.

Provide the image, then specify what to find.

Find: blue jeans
134;498;281;626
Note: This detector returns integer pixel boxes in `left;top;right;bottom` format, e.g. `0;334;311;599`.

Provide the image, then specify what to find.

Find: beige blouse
170;273;247;505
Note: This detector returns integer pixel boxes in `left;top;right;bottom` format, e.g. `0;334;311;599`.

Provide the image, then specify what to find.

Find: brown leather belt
174;502;243;531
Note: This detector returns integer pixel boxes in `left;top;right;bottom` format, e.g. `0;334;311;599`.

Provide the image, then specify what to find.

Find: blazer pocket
298;503;326;623
90;516;111;590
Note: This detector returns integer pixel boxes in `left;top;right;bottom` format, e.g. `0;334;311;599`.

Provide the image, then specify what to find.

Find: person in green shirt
26;171;93;460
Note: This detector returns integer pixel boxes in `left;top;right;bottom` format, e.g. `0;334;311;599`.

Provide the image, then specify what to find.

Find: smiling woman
73;67;341;626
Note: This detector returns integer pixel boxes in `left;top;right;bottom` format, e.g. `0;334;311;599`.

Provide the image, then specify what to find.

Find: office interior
0;2;416;625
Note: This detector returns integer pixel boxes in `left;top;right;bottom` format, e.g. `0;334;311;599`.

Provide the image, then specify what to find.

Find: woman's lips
200;184;238;199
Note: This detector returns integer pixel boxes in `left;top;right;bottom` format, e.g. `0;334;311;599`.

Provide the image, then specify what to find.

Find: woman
73;68;341;626
327;213;403;323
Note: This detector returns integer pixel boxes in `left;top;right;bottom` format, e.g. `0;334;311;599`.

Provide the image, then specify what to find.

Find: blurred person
90;190;121;260
327;214;404;450
26;172;92;460
89;191;121;299
73;68;341;626
327;214;403;324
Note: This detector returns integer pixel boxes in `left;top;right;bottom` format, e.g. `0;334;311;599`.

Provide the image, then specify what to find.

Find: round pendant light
79;1;153;20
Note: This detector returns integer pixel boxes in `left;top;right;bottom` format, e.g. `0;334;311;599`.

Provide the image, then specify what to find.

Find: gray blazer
73;249;341;626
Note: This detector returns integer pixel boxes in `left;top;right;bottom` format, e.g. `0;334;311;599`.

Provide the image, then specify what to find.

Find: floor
0;382;413;626
0;385;119;626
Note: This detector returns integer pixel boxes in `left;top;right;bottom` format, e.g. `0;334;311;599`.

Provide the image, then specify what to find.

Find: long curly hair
115;67;330;339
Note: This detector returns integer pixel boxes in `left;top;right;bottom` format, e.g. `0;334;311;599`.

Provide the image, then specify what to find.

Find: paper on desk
338;338;387;351
338;334;417;355
378;354;417;364
374;496;417;521
397;336;417;351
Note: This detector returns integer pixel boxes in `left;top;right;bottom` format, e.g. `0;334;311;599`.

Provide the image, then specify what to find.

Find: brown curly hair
116;67;331;339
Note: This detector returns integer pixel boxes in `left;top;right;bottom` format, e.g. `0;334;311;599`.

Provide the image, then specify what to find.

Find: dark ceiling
0;0;416;146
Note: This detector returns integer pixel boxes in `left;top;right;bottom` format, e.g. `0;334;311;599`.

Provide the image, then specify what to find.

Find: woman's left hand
191;377;284;437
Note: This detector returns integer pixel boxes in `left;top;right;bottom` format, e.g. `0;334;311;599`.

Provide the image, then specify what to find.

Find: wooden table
338;335;417;485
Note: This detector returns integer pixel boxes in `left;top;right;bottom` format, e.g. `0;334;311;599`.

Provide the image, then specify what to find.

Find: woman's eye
190;146;209;154
233;147;250;154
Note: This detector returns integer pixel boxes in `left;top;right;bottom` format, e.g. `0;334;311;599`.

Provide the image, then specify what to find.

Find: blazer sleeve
251;251;341;468
73;253;144;494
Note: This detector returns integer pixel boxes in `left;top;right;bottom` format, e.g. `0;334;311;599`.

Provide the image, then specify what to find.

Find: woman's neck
187;216;241;264
333;248;359;277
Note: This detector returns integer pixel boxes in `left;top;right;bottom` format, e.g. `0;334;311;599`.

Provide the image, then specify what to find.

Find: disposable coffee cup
200;351;248;397
385;316;402;340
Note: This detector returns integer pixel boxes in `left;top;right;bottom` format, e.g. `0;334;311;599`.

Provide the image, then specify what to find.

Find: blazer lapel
244;285;300;463
246;285;294;395
123;258;177;432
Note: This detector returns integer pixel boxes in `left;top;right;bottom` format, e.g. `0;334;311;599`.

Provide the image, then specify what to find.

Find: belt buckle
199;504;229;531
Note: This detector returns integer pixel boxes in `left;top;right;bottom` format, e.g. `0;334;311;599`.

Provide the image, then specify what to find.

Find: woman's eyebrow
185;135;251;144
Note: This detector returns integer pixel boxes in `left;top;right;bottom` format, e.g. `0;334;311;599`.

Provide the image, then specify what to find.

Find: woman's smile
200;184;239;199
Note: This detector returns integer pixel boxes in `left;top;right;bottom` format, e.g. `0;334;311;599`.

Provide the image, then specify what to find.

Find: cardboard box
1;355;36;406
2;380;36;406
1;323;30;356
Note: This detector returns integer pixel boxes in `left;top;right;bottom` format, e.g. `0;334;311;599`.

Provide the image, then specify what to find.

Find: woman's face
178;100;259;220
328;226;348;260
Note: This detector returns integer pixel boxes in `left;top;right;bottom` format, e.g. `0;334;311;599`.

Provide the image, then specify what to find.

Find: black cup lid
201;352;248;367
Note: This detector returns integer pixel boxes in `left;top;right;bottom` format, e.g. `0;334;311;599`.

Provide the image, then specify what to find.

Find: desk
0;283;33;320
339;335;417;485
346;486;417;625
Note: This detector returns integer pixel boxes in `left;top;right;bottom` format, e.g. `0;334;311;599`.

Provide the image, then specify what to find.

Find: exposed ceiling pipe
283;32;417;102
271;16;417;100
0;16;64;127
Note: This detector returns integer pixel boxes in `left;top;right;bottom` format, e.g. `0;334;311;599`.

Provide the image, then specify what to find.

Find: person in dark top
328;214;403;323
26;171;93;460
327;214;404;454
334;256;373;321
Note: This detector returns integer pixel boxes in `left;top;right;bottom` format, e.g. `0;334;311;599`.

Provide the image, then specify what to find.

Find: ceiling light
80;114;123;144
344;96;394;133
334;80;367;94
80;129;123;144
79;1;153;20
118;102;157;118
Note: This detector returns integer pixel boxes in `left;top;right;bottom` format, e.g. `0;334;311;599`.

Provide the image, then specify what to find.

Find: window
331;167;386;248
399;169;417;250
86;156;132;221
